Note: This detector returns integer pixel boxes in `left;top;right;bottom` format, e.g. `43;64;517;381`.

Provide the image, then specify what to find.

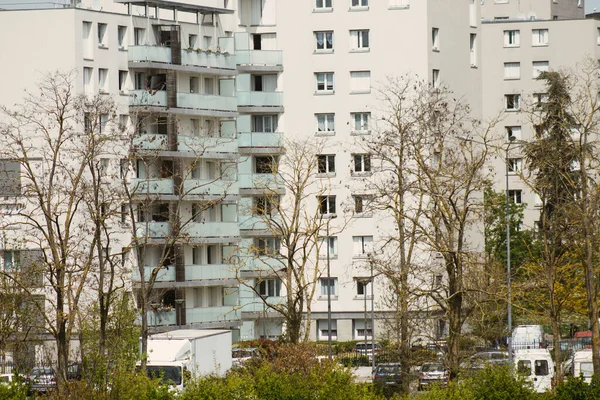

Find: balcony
132;134;168;151
239;297;284;312
186;306;239;324
238;257;284;278
178;135;238;154
128;45;236;72
183;179;239;197
136;222;171;239
237;91;283;109
239;215;272;232
129;178;174;196
185;264;236;281
184;222;240;239
238;132;283;154
236;50;283;72
132;266;176;283
129;90;237;116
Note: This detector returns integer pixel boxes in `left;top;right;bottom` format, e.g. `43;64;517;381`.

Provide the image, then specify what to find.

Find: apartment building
0;0;597;346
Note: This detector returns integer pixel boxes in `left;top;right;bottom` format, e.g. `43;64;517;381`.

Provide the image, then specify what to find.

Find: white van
514;349;554;393
512;325;544;350
572;349;593;383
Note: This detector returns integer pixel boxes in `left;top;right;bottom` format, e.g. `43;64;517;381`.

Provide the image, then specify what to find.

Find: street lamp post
458;135;515;362
325;214;337;360
370;255;375;371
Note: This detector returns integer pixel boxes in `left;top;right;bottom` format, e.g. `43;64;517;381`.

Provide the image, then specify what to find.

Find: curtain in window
262;75;277;92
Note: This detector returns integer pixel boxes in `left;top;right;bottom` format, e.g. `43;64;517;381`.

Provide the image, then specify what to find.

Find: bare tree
236;137;347;343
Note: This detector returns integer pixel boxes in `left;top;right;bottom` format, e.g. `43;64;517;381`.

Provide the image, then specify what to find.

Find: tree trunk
446;256;462;381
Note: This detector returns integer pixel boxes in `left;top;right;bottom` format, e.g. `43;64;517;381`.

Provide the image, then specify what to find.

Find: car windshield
422;364;445;372
31;368;54;376
145;366;182;385
376;365;400;374
232;349;255;358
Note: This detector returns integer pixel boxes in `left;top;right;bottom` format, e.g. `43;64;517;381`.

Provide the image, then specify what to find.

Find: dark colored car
28;366;57;393
373;363;402;388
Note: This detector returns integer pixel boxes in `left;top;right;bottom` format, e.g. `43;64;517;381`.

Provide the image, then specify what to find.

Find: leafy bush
0;376;29;400
554;375;600;400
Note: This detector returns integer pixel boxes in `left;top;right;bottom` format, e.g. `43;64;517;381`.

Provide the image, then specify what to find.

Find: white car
0;373;14;385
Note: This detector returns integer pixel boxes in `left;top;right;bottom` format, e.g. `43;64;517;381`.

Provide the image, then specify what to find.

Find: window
257;279;281;297
432;28;439;50
2;250;20;270
98;68;108;93
118;70;128;92
252;115;278;132
319;236;338;258
350;30;369;50
506;126;521;140
189;77;198;93
503;30;520;47
508;158;522;173
254;196;278;216
432;69;440;89
82;21;92;58
318;195;336;214
189;34;197;48
254;237;281;256
353;195;371;215
318;320;337;340
504;62;520;80
315;31;334;51
535;360;549;376
320;277;337;296
83;67;93;94
255;156;278;174
351;0;368;7
356;278;370;296
351;112;370;133
117;25;127;48
315;72;334;93
316;0;332;9
353;236;373;256
470;33;477;66
134;27;145;45
350;71;370;93
99;114;109;133
508;190;522;204
532;29;548;46
316;113;335;133
533;61;549;79
534;93;549;108
317;155;336;174
354;319;372;338
505;94;521;111
353;154;371;173
98;23;107;47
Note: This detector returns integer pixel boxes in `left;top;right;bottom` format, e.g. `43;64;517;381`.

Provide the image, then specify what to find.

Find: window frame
349;29;370;51
503;30;520;47
317;154;336;174
353;235;373;257
315;0;333;10
353;154;372;174
504;62;521;80
318;195;337;215
315;72;335;93
532;29;549;46
315;113;335;134
320;277;338;297
505;94;521;111
315;31;334;52
351;112;370;134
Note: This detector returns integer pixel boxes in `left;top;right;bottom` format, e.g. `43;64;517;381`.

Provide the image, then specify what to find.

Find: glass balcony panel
239;297;284;311
183;179;238;196
130;90;168;107
132;266;176;282
132;134;168;151
238;173;283;190
129;45;171;63
178;136;238;153
185;264;236;281
236;50;282;66
135;222;171;238
238;132;283;148
181;50;235;70
237;91;283;107
186;306;238;324
129;178;174;195
184;222;240;238
147;309;176;327
177;93;237;112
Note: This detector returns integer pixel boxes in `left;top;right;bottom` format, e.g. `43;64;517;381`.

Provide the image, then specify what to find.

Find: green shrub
555;375;600;400
0;376;29;400
468;365;538;400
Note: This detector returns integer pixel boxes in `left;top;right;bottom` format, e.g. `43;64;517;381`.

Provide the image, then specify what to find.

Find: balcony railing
178;136;238;154
132;266;176;282
132;134;168;151
185;264;236;281
238;132;283;148
239;297;284;311
237;91;283;108
130;90;168;107
129;178;174;195
178;93;237;113
147;309;176;327
236;50;282;67
238;173;284;190
129;45;236;70
136;222;171;239
186;306;239;324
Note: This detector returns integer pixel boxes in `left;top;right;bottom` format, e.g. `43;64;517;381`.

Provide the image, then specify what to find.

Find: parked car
418;362;449;390
354;341;381;360
373;363;402;388
0;373;14;385
27;366;57;393
232;347;259;368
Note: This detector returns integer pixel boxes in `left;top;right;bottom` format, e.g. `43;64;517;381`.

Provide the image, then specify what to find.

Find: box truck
141;329;232;391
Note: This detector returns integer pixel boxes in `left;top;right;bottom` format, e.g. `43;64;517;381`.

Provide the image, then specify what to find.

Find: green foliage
554;375;600;400
0;377;29;400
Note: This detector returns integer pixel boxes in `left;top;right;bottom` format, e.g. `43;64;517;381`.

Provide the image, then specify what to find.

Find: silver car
28;367;57;393
418;362;448;390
